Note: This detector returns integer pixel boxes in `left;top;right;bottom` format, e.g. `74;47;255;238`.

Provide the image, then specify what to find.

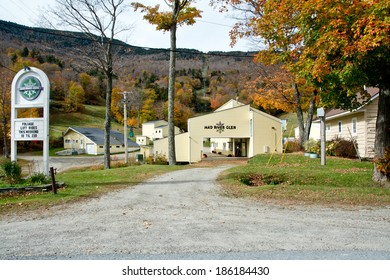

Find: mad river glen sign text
204;121;237;134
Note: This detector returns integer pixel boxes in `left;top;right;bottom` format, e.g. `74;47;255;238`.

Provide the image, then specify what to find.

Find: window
116;145;120;148
352;118;357;135
99;146;103;148
65;139;71;143
338;121;342;133
326;124;330;131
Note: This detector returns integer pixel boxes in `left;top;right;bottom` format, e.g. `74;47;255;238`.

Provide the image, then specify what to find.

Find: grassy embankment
218;154;390;206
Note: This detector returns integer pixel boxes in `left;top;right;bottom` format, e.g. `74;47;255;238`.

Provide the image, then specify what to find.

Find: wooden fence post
50;167;57;194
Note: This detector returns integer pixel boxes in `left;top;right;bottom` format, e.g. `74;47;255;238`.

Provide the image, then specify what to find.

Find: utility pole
120;92;130;164
317;107;326;166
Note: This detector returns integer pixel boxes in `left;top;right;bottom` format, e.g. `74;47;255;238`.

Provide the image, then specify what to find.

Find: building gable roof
143;120;168;125
64;127;139;147
315;87;379;122
189;102;281;124
215;99;245;112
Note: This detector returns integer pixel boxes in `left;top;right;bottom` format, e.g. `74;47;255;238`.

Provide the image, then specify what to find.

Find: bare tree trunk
303;89;317;142
293;82;317;148
2;116;8;158
0;72;10;158
104;70;113;169
293;82;305;148
372;88;390;183
48;0;128;170
168;2;178;165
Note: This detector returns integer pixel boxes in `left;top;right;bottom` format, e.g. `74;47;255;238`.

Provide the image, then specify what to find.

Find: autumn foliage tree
213;0;318;147
132;0;201;165
248;65;315;117
0;62;12;157
294;0;390;182
65;81;85;112
215;0;389;182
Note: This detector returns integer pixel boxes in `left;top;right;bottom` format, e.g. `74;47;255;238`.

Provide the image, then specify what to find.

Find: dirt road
1;165;389;259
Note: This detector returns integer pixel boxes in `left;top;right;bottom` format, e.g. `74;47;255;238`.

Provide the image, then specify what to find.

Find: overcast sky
0;0;254;52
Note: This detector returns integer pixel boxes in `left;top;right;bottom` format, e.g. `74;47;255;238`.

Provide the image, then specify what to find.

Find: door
86;143;94;154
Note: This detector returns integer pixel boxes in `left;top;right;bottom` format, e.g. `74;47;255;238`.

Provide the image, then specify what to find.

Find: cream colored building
295;123;321;141
136;135;150;146
153;124;180;139
140;120;180;140
141;120;168;140
312;87;379;158
154;100;283;163
63;127;139;155
136;120;180;146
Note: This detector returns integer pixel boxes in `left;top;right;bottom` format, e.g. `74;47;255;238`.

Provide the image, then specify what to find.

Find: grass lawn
218;154;390;206
0;164;184;215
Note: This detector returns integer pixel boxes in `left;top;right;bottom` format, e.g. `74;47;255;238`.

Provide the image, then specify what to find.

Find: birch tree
132;0;201;165
48;0;129;169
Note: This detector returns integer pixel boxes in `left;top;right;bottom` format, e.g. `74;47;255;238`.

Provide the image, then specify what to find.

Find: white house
312;87;379;158
141;120;168;140
295;123;321;141
136;120;180;146
136;135;150;146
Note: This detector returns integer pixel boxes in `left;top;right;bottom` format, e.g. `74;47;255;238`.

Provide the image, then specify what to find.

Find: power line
9;0;36;26
197;19;233;28
0;20;256;59
0;3;23;23
0;63;17;73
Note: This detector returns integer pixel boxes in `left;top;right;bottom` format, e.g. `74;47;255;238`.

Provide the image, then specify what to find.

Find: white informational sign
11;67;50;174
13;119;45;140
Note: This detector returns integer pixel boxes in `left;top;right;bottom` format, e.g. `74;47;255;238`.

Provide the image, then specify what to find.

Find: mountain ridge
0;20;255;58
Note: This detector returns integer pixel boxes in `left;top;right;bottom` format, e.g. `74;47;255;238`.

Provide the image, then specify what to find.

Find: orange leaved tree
214;0;389;182
212;0;318;147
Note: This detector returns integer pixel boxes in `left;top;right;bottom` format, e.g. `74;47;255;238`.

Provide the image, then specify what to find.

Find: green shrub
154;154;168;165
145;154;168;165
326;139;338;156
0;159;22;184
304;139;320;154
26;172;50;185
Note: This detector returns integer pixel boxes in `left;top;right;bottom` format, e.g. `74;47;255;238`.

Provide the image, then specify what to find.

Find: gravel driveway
1;165;389;260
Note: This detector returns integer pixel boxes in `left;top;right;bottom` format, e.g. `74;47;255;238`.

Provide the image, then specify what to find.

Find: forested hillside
0;19;275;149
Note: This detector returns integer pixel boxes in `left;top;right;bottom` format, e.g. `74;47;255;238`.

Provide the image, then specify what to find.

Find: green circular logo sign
18;76;43;101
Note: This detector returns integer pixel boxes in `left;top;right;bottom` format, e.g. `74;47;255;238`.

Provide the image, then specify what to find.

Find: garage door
86;143;95;154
